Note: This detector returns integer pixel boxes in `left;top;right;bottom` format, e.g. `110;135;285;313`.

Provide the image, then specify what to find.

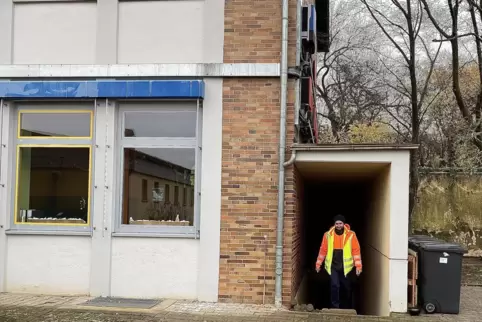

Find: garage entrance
289;145;415;316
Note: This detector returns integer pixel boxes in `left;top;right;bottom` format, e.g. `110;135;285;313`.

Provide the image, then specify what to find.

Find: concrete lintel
292;144;419;152
0;63;281;78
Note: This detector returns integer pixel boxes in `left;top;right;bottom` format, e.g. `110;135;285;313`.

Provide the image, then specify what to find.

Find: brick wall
219;79;298;305
287;167;305;301
220;0;300;306
223;0;297;65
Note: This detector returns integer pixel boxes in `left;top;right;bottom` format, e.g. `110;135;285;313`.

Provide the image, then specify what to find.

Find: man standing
315;215;362;309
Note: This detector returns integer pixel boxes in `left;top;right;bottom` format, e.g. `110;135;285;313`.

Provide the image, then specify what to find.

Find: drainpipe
284;151;297;167
294;0;302;143
274;0;292;307
287;0;302;168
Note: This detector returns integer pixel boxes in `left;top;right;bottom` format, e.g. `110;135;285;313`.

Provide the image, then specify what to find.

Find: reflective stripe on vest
324;229;355;276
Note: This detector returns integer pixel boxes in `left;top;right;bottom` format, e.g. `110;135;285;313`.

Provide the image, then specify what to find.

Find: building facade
0;0;326;307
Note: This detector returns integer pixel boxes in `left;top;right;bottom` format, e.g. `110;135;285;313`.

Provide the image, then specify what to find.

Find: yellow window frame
13;144;93;226
17;110;94;139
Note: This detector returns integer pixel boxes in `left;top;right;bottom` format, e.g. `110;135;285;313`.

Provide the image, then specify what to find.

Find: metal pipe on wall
294;0;302;138
274;0;291;307
283;0;302;169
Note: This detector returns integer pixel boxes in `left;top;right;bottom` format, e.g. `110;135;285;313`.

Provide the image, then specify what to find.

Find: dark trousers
330;268;352;309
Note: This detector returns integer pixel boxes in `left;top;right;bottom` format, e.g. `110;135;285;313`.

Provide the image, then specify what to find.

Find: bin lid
408;235;441;248
409;235;440;242
408;235;467;254
414;240;467;254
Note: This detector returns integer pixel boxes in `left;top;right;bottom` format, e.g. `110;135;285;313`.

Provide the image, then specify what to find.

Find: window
164;184;170;204
174;186;179;206
183;187;187;206
19;111;92;138
141;179;148;202
153;182;163;203
13;109;93;227
117;102;201;234
190;187;194;207
122;148;195;225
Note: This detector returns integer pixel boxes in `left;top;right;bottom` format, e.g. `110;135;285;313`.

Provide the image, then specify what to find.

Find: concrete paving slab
0;286;481;321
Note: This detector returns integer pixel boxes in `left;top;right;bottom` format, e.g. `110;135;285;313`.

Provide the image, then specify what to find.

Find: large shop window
13;109;93;228
117;103;201;236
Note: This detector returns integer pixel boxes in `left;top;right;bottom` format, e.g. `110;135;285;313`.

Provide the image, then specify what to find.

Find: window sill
112;232;198;239
5;229;92;237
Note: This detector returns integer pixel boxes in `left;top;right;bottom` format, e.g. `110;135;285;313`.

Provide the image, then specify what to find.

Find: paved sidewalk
0;287;481;322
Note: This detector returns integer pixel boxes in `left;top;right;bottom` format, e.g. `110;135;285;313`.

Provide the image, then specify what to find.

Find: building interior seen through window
16;147;90;224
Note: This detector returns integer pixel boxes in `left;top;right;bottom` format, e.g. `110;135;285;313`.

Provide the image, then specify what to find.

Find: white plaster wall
363;166;391;316
6;236;91;295
197;79;223;301
111;238;199;299
389;259;408;312
0;80;224;300
296;150;410;313
0;0;13;63
117;1;204;63
110;79;223;301
387;153;410;313
362;247;390;315
12;3;97;64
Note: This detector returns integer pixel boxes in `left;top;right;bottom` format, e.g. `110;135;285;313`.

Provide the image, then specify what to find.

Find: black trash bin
408;235;467;314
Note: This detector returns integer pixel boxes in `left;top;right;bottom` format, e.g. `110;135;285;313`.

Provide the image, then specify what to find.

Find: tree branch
432;33;482;42
360;0;411;65
417;36;442;111
420;0;451;38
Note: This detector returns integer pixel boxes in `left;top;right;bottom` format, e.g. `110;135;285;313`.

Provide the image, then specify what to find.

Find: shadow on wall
413;173;482;255
298;165;392;316
302;180;369;313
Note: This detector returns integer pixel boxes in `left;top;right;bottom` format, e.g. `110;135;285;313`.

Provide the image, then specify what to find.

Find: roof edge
292;144;419;151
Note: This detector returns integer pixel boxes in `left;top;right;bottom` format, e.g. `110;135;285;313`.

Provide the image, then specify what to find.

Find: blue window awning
0;80;204;99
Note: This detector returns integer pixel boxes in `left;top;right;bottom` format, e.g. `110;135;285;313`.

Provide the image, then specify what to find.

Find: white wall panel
111;238;198;299
13;3;96;64
6;236;91;295
118;1;203;63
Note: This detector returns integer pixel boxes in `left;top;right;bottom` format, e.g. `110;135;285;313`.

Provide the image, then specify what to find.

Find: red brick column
219;0;299;306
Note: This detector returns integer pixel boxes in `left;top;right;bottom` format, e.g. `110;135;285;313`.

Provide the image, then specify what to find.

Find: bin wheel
424;302;436;314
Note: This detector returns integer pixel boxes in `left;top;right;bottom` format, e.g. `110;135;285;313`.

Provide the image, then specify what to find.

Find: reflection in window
141;179;148;202
174;186;179;205
122;148;195;226
20;112;92;137
153;182;162;203
124;110;196;138
191;187;194;207
16;147;90;224
165;184;170;203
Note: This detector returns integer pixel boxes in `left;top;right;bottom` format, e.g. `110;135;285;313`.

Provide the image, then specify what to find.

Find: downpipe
274;0;298;307
283;151;297;167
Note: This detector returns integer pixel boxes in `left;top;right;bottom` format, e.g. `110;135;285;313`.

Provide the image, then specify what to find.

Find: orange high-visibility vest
315;225;362;276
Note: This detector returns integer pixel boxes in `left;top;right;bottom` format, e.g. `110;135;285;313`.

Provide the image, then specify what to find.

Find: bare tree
428;63;482;168
316;0;385;142
360;0;442;227
421;0;482;150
